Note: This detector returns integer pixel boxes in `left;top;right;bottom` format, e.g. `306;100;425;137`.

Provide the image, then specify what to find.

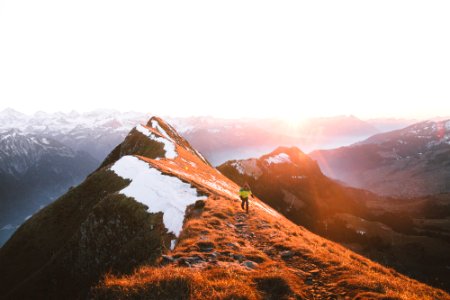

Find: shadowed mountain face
218;146;370;230
0;129;98;245
310;119;450;197
0;117;448;300
218;148;450;291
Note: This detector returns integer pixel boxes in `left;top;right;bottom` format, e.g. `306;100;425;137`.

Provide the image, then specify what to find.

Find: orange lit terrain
1;117;448;299
93;118;449;300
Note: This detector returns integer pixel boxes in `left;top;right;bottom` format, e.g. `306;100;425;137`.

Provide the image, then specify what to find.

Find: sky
0;1;449;120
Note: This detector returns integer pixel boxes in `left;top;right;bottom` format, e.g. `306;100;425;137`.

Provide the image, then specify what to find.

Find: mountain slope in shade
310;119;450;197
0;117;448;300
0;129;98;245
218;147;370;230
218;147;450;291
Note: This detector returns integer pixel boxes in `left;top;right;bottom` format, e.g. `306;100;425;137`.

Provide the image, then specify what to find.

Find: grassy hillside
218;147;450;292
93;191;449;300
1;118;448;300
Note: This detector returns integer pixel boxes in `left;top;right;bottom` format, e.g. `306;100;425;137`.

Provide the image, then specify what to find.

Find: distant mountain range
170;115;384;165
0;109;391;164
366;118;419;132
0;109;392;247
0;129;97;245
310;119;450;197
1;117;446;299
0;108;151;161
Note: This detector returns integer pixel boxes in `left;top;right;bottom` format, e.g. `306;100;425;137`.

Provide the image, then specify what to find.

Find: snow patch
110;155;206;237
136;124;177;159
230;159;262;179
231;162;245;175
1;224;14;231
194;149;208;164
150;119;171;139
266;153;291;165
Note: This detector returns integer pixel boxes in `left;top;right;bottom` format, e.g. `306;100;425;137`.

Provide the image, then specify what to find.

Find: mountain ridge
0;116;448;299
218;146;450;292
310;119;450;197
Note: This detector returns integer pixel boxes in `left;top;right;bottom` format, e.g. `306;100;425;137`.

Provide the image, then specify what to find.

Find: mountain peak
268;146;306;157
262;146;315;167
1;116;448;299
99;116;209;169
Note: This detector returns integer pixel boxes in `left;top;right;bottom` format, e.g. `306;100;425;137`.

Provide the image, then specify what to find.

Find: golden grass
97;266;259;300
94;137;450;300
94;194;450;299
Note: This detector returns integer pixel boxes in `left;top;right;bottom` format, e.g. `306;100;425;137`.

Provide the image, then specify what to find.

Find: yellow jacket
239;188;252;198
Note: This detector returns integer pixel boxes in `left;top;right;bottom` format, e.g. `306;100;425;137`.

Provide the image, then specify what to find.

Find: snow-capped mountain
0;109;384;164
0;109;151;161
0;128;76;176
0;130;97;245
1;117;446;300
0;109;149;134
310;119;450;197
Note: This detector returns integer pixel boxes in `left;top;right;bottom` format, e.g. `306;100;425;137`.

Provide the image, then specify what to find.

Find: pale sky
0;1;449;120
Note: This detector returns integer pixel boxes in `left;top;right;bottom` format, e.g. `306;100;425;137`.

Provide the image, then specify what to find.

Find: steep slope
310;119;450;197
0;117;448;300
218;148;450;291
0;129;97;245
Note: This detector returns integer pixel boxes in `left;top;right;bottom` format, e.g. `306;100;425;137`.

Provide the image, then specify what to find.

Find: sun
282;111;307;129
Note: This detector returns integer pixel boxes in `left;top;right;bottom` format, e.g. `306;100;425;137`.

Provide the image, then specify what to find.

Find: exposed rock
161;255;174;266
232;254;245;262
242;260;258;270
226;242;239;249
194;199;206;209
197;241;215;252
280;250;295;260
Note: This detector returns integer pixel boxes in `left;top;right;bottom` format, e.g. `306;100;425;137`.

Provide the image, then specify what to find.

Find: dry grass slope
94;194;450;300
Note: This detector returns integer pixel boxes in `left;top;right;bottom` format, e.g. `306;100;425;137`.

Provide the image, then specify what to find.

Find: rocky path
161;208;353;299
233;211;350;300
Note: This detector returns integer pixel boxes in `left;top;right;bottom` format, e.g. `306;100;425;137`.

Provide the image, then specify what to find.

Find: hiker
239;183;252;213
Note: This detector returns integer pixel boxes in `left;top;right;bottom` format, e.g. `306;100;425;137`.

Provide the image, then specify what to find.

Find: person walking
239;183;252;213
